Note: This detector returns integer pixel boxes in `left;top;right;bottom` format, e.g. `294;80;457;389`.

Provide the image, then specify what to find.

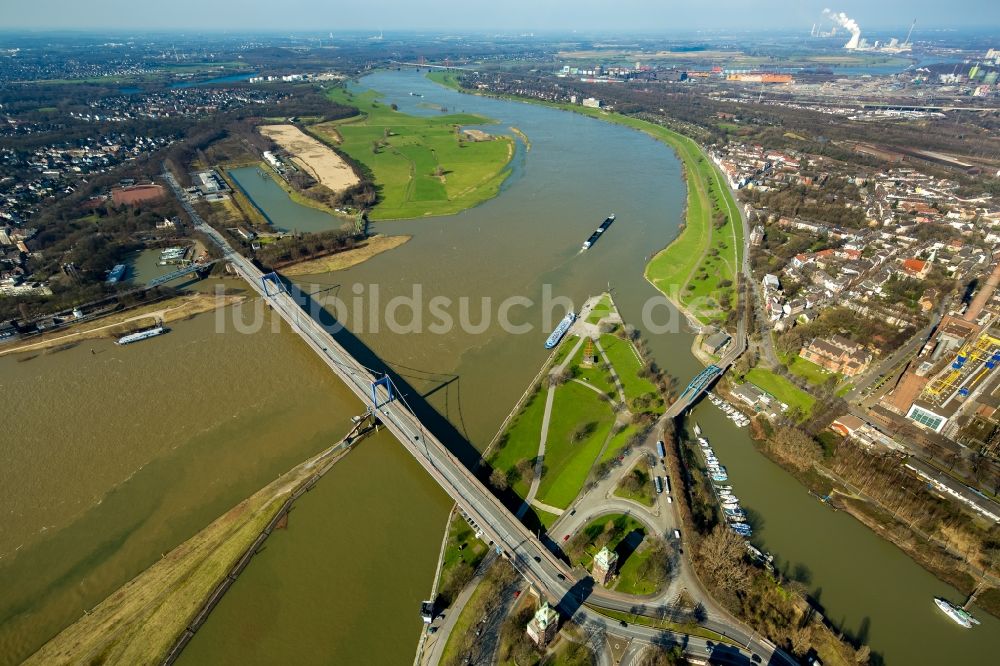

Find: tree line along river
1;69;997;665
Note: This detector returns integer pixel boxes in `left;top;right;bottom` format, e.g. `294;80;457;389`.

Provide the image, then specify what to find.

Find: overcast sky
2;0;996;32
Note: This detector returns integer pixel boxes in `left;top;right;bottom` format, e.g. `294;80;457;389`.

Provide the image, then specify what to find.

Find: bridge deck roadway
164;169;788;665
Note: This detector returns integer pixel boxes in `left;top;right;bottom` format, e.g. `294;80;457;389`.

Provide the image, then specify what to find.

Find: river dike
25;420;374;665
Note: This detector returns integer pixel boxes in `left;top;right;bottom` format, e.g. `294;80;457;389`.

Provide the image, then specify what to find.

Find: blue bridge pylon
261;271;288;297
371;374;397;410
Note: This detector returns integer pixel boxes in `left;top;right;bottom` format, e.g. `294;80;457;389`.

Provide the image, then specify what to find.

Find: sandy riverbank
259;124;360;192
509;126;531;151
280;234;411;276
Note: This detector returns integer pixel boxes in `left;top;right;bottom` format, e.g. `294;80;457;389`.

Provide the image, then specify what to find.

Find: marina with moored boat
708;392;749;427
694;424;751;537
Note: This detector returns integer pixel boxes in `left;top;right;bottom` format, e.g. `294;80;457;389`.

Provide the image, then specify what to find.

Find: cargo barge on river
582;214;616;250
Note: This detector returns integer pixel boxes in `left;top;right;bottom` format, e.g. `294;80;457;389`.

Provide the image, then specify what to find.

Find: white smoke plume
823;8;862;49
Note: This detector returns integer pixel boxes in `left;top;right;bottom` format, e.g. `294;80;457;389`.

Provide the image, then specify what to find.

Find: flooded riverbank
7;68;999;666
0;304;363;663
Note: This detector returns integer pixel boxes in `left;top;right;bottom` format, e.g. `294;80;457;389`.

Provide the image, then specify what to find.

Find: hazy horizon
3;1;998;33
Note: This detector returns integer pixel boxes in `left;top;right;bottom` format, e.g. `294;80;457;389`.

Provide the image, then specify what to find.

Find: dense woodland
253;229;359;270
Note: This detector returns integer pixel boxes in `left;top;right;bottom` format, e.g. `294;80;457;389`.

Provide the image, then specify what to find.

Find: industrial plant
814;8;916;53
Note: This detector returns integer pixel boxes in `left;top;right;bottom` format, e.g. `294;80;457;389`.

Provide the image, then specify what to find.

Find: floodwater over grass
178;432;451;666
0;304;370;663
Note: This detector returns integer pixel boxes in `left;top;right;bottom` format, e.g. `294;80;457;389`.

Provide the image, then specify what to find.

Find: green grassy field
486;300;661;511
613;461;656;506
426;71;462;90
586;293;614;324
535;509;561;529
573;514;647;568
644;131;742;325
835;383;854;398
744;368;815;416
438;514;488;587
488;387;547;499
551;334;580;367
783;352;839;386
570;340;615;396
536;382;615;509
599;334;663;415
601;423;641;464
315;87;514;220
615;543;660;595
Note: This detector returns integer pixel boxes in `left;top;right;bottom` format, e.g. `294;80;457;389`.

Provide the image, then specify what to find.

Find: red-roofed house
901;258;931;280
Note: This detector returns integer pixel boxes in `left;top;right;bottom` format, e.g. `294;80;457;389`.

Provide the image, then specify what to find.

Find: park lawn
536;382;615;509
551;334;581;368
744;368;816;417
535;509;561;530
613;461;656;507
586;293;614;324
574;513;647;568
316;87;514;220
570;341;615;397
601;424;641;463
438;514;488;589
783;352;839;386
488;387;547;500
614;542;660;595
599;334;663;415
